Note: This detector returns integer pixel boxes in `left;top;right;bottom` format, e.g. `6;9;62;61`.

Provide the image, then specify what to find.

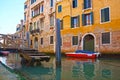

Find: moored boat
66;50;100;59
0;51;10;56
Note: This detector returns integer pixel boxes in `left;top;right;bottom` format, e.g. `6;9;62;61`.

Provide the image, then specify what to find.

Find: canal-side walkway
0;62;20;80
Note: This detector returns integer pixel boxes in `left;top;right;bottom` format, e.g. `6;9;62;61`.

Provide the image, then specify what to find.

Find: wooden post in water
55;19;61;67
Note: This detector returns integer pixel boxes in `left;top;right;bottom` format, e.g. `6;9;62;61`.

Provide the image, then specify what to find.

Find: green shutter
82;14;85;26
71;17;74;28
101;9;104;22
91;12;93;25
78;15;80;27
105;8;110;21
83;0;86;9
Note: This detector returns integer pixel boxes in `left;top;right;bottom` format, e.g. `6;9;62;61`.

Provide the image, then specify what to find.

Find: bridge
0;33;28;49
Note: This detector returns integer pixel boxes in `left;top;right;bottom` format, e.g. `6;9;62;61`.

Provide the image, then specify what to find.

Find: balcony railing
30;29;40;34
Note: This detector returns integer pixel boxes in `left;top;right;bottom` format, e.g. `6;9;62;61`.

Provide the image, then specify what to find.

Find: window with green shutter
72;0;78;8
82;12;93;26
102;32;110;44
71;15;80;28
83;0;92;9
72;36;78;45
101;7;110;23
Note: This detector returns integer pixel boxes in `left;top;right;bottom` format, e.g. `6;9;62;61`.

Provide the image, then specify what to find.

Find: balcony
49;7;55;15
30;29;40;35
31;0;44;9
32;13;40;18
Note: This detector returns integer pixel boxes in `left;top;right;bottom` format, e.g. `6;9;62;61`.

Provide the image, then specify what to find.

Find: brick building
24;0;56;52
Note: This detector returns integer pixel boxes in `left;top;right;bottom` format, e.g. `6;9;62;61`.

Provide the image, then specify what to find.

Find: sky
0;0;25;34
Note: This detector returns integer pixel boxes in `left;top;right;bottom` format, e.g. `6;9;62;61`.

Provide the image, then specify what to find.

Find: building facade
56;0;120;53
24;0;56;52
15;20;28;48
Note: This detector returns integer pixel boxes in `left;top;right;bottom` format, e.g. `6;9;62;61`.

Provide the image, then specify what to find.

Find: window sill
83;24;93;27
100;20;111;24
82;7;92;11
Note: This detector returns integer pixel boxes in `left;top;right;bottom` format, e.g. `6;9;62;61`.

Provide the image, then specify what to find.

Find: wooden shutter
71;17;74;28
84;0;86;9
105;8;110;21
82;14;85;26
91;12;93;25
101;9;104;22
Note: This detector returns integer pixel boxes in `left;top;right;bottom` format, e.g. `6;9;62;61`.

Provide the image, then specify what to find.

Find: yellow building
56;0;120;53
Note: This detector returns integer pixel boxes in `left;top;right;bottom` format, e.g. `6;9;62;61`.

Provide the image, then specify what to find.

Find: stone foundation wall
100;31;120;53
61;31;120;54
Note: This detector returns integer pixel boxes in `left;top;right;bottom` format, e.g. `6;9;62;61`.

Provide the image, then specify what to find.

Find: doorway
83;34;95;52
34;37;38;50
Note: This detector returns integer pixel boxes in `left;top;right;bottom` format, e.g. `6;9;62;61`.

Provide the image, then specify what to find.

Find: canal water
0;53;120;80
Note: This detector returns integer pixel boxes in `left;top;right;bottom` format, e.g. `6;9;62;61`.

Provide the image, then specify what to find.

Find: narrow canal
0;53;120;80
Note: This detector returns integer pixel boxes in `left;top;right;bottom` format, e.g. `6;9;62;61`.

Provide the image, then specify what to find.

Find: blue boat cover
75;50;95;54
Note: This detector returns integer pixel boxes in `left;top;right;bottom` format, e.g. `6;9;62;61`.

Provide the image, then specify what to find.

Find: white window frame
72;35;79;46
100;6;111;24
101;32;111;45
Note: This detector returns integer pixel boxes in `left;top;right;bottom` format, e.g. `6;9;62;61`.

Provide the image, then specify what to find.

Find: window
71;15;80;28
34;7;39;16
40;18;44;29
50;0;53;7
31;10;34;17
34;22;36;30
72;36;78;45
60;20;63;30
101;7;110;23
37;21;40;29
82;12;93;26
72;0;77;8
24;14;26;21
50;36;54;44
40;4;44;13
29;23;33;31
24;4;27;9
58;5;62;12
31;0;36;4
40;38;43;45
84;0;92;9
50;15;54;26
102;32;110;44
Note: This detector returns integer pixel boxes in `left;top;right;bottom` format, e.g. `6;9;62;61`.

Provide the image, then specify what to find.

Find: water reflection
0;53;120;80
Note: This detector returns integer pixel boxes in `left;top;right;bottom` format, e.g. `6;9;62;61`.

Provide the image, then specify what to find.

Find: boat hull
66;53;96;59
0;51;10;56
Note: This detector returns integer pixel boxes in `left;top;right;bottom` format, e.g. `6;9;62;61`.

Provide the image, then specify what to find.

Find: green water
1;54;120;80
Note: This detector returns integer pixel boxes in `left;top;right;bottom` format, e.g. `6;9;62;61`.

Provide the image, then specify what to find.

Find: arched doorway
34;37;38;50
83;34;95;52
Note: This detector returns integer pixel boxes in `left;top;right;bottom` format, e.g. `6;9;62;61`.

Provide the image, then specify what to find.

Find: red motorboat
66;50;100;59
